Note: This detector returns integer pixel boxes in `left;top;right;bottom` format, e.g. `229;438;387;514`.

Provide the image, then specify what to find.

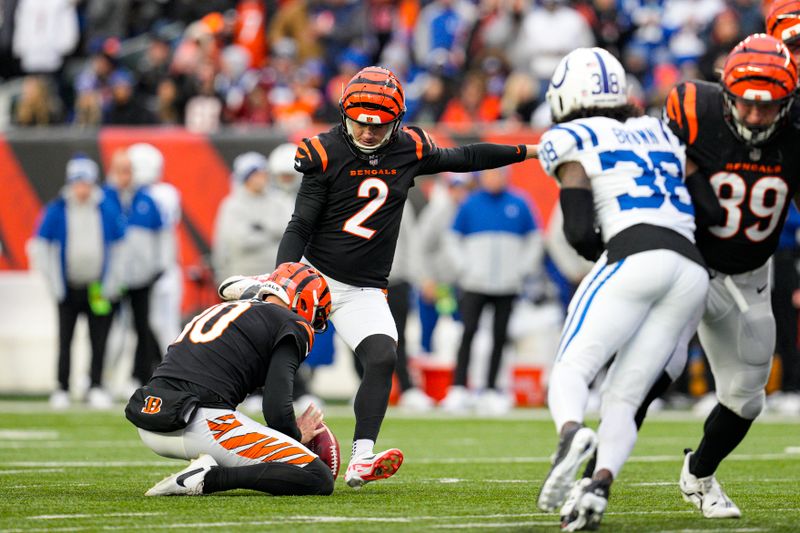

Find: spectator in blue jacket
28;154;125;410
103;147;166;387
440;167;543;415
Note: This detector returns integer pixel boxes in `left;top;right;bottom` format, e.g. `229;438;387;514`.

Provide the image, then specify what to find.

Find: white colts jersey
539;115;695;243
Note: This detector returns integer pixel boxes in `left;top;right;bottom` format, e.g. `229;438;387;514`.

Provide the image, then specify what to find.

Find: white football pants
138;407;318;468
548;249;708;477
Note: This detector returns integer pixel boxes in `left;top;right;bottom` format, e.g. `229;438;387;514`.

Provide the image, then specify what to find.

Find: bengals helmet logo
142;395;162;415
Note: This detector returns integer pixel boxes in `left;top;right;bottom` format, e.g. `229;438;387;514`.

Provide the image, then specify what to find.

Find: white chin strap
345;118;394;154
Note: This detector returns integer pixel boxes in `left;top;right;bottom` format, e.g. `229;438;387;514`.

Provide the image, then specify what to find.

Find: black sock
634;371;673;429
203;459;333;496
689;403;753;478
353;335;396;442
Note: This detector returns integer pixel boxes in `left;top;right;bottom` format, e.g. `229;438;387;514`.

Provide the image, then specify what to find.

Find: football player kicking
660;34;800;518
125;262;335;497
533;48;711;530
276;66;539;489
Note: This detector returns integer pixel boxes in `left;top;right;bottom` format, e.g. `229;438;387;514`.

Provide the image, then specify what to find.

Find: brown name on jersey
724;162;782;174
349;169;398;176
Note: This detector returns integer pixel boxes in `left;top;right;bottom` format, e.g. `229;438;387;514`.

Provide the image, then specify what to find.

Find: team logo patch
142;395;163;415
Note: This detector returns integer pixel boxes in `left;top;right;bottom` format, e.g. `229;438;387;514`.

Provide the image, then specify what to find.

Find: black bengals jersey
152;300;314;408
278;124;527;287
665;81;800;274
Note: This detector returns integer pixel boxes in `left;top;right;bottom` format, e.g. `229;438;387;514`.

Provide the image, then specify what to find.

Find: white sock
595;400;638;478
547;363;589;431
352;439;374;459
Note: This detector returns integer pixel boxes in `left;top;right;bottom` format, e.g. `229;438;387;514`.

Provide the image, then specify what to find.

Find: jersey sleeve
664;81;699;147
400;126;438;161
275;318;315;362
537;123;595;179
295;135;330;176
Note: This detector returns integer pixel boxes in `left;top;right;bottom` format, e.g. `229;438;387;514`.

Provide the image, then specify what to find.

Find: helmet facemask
339;67;406;156
721;34;798;146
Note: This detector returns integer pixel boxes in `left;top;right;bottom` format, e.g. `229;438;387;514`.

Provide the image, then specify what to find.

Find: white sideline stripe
0;441;141;449
0;430;59;440
415;452;800;464
433;522;555;529
2;451;798;469
30;513;165;520
786;446;800;454
2;461;176;468
4;512;799;533
10;483;90;489
0;468;65;475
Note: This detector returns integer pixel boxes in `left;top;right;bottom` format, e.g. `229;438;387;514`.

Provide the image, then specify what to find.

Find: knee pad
737;303;775;366
354;334;397;372
719;366;769;419
306;458;334;495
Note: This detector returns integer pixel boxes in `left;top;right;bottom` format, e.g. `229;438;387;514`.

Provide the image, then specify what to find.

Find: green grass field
0;402;798;532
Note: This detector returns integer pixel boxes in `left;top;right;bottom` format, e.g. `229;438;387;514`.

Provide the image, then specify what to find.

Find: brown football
307;422;341;480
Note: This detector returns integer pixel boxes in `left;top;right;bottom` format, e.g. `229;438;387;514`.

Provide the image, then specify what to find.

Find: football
307;422;341;480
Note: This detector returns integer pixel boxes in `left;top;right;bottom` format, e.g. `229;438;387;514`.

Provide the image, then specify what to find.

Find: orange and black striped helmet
339;66;406;154
767;0;800;52
261;262;332;332
721;34;797;145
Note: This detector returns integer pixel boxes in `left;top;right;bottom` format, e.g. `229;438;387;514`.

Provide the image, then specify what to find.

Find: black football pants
57;285;114;391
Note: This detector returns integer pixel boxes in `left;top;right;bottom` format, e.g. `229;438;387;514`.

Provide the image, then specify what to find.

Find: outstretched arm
420;143;536;174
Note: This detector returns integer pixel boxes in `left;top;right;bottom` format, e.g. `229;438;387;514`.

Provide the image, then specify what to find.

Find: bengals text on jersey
283;124;526;288
665;80;800;274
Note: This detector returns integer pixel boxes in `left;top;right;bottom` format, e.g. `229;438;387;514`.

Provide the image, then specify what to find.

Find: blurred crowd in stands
1;0;768;132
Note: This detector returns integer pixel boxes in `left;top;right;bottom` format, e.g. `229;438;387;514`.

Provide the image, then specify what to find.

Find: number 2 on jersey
343;178;388;239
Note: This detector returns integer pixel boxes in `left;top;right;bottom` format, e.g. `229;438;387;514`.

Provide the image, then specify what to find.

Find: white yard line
0;441;141;449
0;430;58;440
29;513;165;521
2;451;798;470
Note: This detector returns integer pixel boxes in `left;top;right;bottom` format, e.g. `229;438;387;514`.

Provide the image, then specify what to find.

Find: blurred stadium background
1;0;798;411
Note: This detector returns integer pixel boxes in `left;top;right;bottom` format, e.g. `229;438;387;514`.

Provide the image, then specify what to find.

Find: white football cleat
145;454;217;496
474;389;513;416
398;387;434;412
537;426;598;512
217;275;260;301
679;449;741;518
439;386;473;414
87;387;113;410
49;390;70;410
345;448;404;489
560;477;610;531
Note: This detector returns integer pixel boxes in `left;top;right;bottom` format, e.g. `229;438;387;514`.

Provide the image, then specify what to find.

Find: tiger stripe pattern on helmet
720;33;798;145
339;66;407;154
767;0;800;48
340;67;405;125
722;34;798;102
266;262;332;332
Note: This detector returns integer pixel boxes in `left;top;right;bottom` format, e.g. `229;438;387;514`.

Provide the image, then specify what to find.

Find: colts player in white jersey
533;48;711;531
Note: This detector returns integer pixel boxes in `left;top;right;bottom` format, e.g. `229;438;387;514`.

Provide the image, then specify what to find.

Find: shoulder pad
538;122;598;177
296;135;330;174
664;81;704;145
400;126;437;160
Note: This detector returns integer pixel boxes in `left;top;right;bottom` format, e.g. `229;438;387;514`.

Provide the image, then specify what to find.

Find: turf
0;402;798;532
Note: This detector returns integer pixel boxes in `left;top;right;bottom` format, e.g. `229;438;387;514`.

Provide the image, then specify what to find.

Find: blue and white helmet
546;48;628;122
